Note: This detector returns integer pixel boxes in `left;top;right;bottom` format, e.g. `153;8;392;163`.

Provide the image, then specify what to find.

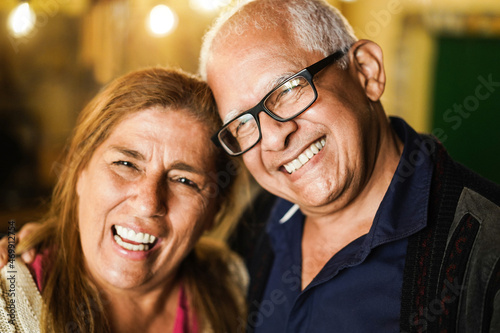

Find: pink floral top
173;284;199;333
29;254;198;332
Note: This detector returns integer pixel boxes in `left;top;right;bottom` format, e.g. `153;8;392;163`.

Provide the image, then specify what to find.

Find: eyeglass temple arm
307;49;348;75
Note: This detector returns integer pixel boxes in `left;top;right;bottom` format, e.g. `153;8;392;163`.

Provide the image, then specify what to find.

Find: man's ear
349;40;386;102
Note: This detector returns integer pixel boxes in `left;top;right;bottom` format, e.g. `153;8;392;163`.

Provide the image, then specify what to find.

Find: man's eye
235;116;256;138
284;78;302;90
276;79;303;100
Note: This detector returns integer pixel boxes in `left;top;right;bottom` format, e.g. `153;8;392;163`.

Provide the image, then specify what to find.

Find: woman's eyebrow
108;148;209;176
109;146;146;161
170;161;208;176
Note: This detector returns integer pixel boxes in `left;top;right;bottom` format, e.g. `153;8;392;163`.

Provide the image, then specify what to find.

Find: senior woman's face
76;107;219;292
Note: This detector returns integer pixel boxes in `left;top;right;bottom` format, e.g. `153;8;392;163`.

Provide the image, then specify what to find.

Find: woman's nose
130;176;167;218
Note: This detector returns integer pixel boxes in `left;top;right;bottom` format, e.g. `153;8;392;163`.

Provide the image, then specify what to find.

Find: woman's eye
112;161;140;176
113;160;137;169
174;177;200;190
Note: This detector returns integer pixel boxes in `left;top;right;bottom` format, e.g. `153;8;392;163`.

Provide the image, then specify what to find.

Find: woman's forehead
99;108;217;166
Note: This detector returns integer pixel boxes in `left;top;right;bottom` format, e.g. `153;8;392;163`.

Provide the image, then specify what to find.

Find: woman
0;67;247;332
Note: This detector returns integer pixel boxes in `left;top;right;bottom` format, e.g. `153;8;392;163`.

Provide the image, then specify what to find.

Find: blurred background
1;0;499;231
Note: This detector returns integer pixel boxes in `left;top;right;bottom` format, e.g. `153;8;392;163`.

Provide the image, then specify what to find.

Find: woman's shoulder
193;237;249;292
0;261;43;332
186;237;248;332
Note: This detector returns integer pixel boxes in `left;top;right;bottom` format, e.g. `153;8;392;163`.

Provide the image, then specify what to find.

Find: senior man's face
207;30;378;216
76;107;218;292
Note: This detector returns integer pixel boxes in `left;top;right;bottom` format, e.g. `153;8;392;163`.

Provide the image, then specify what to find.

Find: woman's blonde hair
18;67;247;332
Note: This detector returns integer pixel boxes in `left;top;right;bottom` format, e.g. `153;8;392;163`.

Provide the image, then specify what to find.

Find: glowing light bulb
7;2;37;38
148;4;177;37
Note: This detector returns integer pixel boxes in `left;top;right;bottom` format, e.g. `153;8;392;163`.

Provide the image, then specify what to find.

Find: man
199;0;500;332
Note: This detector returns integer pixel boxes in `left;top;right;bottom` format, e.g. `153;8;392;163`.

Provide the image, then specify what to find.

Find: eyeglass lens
264;76;315;118
219;75;315;154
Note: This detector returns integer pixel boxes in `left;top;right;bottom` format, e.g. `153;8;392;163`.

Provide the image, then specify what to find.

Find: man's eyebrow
223;110;241;124
223;72;295;124
266;72;295;92
109;146;146;161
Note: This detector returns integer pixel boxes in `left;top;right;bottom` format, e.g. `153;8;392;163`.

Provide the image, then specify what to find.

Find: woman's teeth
114;225;156;251
284;138;325;174
116;225;156;243
114;236;149;251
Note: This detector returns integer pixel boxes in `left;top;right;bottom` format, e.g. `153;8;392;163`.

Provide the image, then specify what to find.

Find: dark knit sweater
400;136;500;332
233;135;500;333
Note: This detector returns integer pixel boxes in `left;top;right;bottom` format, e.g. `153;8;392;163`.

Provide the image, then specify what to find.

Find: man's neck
300;117;403;289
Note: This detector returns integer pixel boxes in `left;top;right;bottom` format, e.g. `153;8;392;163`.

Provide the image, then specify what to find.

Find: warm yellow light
189;0;230;12
7;2;37;38
148;4;177;37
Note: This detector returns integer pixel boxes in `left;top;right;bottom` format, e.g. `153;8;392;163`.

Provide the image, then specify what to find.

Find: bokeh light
7;2;37;38
148;4;177;37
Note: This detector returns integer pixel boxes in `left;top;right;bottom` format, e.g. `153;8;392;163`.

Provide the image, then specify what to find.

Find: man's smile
283;137;326;174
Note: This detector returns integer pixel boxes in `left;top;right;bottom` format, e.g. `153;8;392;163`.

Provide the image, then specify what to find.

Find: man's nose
131;176;167;218
258;112;298;151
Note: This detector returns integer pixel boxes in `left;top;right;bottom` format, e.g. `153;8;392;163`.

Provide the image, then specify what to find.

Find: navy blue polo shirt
252;118;434;332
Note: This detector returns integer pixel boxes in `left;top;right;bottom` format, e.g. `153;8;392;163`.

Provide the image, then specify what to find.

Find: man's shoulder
229;188;278;258
401;138;500;332
441;147;500;207
229;188;278;316
442;186;500;332
448;186;500;248
422;133;500;205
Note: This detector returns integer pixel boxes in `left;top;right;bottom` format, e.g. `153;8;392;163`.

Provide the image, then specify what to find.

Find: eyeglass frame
211;48;348;156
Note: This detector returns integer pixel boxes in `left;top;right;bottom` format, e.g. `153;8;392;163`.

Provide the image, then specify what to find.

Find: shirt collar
366;116;433;249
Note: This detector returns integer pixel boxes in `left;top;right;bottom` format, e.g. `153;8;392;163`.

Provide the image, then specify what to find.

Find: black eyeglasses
211;49;347;156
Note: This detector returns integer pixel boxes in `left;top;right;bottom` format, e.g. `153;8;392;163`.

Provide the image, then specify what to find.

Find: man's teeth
284;138;325;174
114;225;156;251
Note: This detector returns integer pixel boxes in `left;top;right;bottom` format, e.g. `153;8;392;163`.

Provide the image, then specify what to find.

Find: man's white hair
199;0;357;80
